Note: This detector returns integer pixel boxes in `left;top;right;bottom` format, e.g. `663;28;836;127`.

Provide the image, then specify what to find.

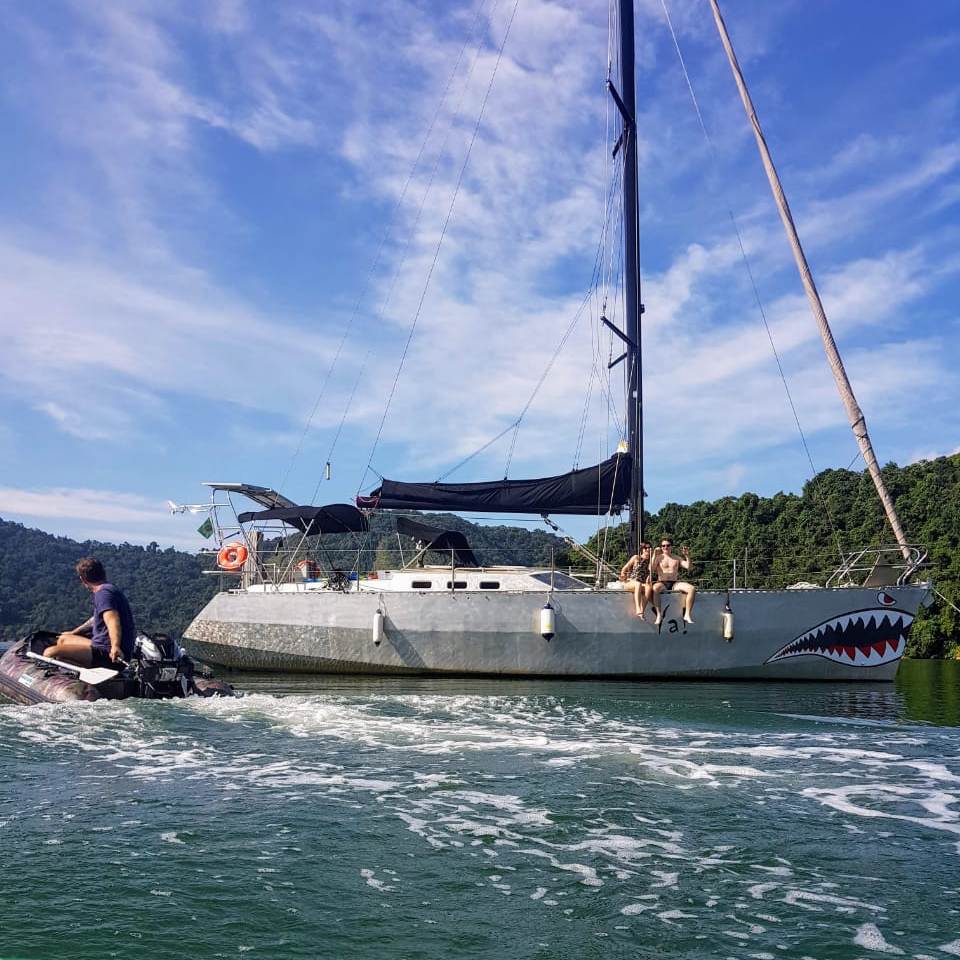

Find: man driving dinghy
42;558;136;668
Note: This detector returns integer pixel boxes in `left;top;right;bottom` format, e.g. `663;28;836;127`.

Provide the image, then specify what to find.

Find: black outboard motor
132;633;196;699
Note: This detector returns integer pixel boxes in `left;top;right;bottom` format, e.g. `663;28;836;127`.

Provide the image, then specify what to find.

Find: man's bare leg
651;582;665;625
676;583;697;624
42;635;94;667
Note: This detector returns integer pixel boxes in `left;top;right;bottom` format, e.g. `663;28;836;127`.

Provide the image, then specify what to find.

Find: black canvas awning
396;516;479;567
237;503;368;536
357;454;630;516
203;482;296;509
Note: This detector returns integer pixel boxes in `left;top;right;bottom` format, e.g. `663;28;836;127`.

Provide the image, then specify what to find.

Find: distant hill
1;453;957;655
0;512;567;641
0;524;218;641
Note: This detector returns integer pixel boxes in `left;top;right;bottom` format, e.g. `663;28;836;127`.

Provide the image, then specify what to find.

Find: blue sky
0;0;958;550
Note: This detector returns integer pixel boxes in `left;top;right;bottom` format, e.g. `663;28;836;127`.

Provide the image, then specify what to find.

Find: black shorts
90;647;118;668
658;581;676;592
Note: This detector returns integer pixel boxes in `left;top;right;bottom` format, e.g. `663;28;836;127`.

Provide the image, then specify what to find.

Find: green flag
197;517;214;539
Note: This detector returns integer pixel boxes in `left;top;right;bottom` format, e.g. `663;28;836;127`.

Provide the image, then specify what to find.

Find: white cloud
0;486;208;550
0;238;360;440
909;445;960;465
799;144;960;246
0;486;168;525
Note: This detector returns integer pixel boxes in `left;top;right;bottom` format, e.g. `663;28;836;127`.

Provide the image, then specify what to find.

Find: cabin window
479;581;500;590
446;580;468;590
530;572;589;590
411;580;433;589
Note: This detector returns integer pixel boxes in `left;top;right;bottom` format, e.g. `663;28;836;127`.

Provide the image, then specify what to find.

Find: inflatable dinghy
0;631;234;705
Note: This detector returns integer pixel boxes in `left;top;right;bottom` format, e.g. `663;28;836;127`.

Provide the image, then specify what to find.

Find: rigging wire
340;4;494;481
501;148;626;478
658;0;846;560
595;1;627;557
572;365;596;469
436;418;522;483
427;161;627;488
587;68;620;460
359;0;522;494
502;289;597;478
360;0;630;515
363;0;629;495
309;349;372;505
434;80;628;485
277;0;492;498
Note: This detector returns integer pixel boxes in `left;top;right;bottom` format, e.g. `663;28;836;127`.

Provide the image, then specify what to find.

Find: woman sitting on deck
619;543;653;619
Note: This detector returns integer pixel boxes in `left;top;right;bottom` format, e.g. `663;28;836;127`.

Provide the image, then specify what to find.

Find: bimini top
396;516;479;567
357;454;631;516
203;482;296;510
237;503;368;536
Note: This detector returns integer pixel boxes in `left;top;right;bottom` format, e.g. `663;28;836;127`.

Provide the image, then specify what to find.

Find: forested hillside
1;453;957;654
0;526;218;641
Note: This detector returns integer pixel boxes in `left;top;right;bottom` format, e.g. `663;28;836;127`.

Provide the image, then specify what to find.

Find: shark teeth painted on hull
765;607;913;667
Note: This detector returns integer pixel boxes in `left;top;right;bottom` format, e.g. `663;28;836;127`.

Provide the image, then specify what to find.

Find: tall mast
709;0;911;559
612;0;644;552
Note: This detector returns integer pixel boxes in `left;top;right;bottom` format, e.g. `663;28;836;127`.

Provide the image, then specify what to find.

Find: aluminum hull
183;583;930;680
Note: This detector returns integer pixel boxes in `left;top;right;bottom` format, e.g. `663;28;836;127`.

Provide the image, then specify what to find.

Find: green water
1;660;958;959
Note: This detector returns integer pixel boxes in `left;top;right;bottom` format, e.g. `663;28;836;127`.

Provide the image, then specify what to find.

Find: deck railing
201;541;929;592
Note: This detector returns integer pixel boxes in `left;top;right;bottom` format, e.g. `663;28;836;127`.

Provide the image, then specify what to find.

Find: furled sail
357;454;630;515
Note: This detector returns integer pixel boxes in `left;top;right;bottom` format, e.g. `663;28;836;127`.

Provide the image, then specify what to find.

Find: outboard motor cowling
132;632;196;699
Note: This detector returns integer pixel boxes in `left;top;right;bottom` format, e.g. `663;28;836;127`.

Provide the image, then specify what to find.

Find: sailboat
178;0;931;679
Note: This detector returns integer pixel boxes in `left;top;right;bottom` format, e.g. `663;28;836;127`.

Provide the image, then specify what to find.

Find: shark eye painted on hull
877;591;896;606
765;608;913;667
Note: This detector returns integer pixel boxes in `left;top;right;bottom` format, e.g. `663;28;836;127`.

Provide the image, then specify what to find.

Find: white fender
722;607;735;641
540;603;556;641
373;609;385;646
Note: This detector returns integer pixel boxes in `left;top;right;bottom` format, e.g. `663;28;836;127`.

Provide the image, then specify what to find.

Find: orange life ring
217;542;248;570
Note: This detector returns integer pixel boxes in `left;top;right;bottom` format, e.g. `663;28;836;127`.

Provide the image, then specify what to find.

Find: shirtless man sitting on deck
650;539;696;626
619;543;652;619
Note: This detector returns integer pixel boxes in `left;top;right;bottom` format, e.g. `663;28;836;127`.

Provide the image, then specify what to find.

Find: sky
0;0;958;551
